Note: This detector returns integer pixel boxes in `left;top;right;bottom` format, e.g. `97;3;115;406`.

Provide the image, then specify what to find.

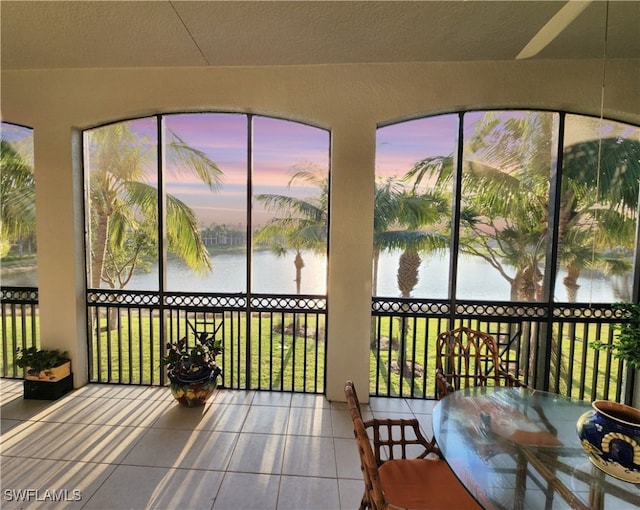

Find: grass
0;254;37;269
370;316;622;400
86;310;326;392
1;313;40;378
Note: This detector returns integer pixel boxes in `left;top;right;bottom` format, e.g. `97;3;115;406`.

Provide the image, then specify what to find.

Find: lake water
1;250;625;303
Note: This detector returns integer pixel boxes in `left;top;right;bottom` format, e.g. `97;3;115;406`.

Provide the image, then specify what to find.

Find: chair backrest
344;380;363;420
353;413;390;510
436;327;516;396
345;382;389;510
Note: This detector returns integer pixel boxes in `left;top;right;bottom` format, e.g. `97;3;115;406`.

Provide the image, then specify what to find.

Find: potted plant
161;326;222;407
15;347;73;400
591;302;640;370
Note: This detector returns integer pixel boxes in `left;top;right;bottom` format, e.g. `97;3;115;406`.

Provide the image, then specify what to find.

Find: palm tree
371;177;449;381
410;113;554;301
0;139;35;258
254;166;328;294
372;177;449;296
86;122;223;289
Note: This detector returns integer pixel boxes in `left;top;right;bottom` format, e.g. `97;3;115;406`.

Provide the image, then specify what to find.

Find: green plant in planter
15;347;70;373
161;330;222;380
591;302;640;369
161;326;222;407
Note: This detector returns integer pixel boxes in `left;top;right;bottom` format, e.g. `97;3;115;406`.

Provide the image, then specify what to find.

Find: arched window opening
372;110;640;401
83;113;330;391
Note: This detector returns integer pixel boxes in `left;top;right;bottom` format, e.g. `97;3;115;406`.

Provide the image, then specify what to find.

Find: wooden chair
344;380;481;510
435;327;526;400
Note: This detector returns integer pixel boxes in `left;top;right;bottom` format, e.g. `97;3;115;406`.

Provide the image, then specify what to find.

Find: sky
93;113;462;221
6;111;454;228
376;114;458;180
13;109;638;229
113;114;331;226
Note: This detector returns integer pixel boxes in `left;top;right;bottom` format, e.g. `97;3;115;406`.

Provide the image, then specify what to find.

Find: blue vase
577;400;640;483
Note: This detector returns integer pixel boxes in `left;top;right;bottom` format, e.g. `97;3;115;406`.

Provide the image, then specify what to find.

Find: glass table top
432;387;640;510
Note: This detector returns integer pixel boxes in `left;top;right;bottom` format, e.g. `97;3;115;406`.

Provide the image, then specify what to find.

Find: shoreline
1;264;37;275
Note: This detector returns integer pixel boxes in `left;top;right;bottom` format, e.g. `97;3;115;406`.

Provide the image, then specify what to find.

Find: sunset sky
156;113;460;226
16;109;635;229
121;114;331;226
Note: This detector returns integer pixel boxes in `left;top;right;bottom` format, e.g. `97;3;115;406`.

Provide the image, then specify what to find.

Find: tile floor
0;379;436;510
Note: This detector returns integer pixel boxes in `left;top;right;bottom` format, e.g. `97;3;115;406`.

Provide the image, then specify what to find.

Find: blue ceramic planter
577;400;640;483
168;369;219;407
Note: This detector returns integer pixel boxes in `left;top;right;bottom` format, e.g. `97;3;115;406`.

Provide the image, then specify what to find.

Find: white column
325;122;376;402
34;124;88;387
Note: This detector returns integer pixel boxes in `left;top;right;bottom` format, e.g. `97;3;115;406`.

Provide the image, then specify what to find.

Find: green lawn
87;310;326;392
370;316;622;400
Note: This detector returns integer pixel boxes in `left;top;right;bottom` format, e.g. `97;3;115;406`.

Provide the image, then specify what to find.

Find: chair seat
379;458;481;510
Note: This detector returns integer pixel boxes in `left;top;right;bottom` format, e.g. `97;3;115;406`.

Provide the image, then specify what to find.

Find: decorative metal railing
86;289;327;393
371;297;633;404
1;286;634;404
0;286;39;378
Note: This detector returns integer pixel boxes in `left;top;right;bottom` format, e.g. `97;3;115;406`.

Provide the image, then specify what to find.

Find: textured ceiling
1;1;638;70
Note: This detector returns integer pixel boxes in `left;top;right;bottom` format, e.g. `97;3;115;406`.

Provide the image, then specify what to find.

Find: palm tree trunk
563;263;581;302
397;249;421;379
294;251;304;295
372;251;380;296
90;209;123;331
91;211;109;289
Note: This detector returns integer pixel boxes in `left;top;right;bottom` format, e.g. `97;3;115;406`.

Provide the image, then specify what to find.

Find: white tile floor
0;379;436;510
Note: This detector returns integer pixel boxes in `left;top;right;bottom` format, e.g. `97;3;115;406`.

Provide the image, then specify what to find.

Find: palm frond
255;193;324;221
405;155;455;190
375;230;449;252
563;138;640;212
1;140;36;240
165;194;212;274
166;130;223;192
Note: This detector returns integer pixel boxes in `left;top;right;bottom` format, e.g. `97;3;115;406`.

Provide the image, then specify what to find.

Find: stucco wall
1;59;638;399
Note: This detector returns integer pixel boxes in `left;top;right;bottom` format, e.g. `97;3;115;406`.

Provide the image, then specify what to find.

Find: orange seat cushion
379;458;482;510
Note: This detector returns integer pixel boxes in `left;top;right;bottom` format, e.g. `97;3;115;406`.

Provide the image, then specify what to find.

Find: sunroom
1;2;639;508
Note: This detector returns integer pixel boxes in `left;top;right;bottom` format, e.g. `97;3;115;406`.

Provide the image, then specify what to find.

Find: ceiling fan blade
516;0;593;60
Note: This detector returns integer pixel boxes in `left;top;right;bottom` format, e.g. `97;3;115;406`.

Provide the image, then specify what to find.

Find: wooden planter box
23;361;73;400
24;374;73;400
25;360;71;382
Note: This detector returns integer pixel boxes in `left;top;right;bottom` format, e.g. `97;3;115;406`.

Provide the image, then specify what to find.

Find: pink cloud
376;115;458;179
